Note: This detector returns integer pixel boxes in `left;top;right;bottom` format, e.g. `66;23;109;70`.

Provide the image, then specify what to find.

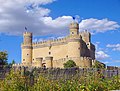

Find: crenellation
32;37;68;48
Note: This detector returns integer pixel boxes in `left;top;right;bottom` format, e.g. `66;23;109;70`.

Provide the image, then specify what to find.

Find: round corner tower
69;21;79;36
21;32;32;66
67;21;81;60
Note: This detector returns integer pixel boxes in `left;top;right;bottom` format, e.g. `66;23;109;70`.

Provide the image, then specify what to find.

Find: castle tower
67;21;81;59
35;57;43;67
45;56;53;68
69;21;79;36
21;32;32;66
81;30;91;43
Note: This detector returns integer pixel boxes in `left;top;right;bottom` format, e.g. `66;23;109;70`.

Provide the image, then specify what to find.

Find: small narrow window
49;52;51;55
27;54;29;55
23;59;25;61
66;55;68;58
72;32;74;34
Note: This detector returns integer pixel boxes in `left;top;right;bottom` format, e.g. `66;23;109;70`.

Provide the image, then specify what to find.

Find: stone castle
19;21;95;68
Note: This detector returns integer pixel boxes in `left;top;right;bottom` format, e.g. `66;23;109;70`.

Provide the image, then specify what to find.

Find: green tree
92;61;105;69
11;60;15;65
63;60;76;68
1;70;30;91
8;60;16;67
0;51;8;66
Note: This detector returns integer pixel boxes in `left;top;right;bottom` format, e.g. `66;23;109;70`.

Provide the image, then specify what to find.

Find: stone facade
20;21;95;68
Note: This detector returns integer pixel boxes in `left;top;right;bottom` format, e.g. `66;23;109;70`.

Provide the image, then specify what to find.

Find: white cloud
95;51;109;60
0;0;120;36
0;0;73;36
79;18;120;33
103;60;120;65
106;44;120;51
103;61;110;64
94;42;109;60
114;60;120;63
41;16;72;28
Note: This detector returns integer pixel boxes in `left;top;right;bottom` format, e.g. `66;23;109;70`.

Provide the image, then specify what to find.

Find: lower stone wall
13;57;93;68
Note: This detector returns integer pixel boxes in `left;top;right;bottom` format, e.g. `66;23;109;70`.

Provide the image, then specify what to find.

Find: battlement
79;30;91;43
69;21;79;29
23;32;32;36
54;57;92;63
32;36;69;47
80;56;92;60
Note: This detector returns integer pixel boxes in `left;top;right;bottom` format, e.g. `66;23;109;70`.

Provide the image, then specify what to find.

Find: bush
63;60;76;68
0;68;120;91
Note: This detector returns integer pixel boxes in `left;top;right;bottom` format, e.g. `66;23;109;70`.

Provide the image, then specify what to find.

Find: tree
63;60;76;68
8;60;16;67
92;61;105;69
0;51;8;66
11;60;15;65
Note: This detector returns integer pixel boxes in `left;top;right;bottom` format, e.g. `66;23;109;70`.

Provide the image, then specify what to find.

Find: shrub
63;60;76;68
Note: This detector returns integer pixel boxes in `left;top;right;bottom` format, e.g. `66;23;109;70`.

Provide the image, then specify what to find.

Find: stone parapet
32;37;68;49
32;35;82;49
23;32;32;36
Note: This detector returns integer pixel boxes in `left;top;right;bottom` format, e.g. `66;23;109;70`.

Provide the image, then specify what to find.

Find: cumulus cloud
0;0;120;36
0;0;72;36
95;51;109;60
79;18;120;33
106;44;120;51
114;60;120;63
104;60;120;65
94;42;109;60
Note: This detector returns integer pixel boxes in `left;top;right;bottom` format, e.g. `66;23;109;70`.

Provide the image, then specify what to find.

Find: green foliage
0;51;8;66
63;60;76;68
0;69;120;91
93;61;105;69
8;60;16;68
0;70;30;91
11;60;15;65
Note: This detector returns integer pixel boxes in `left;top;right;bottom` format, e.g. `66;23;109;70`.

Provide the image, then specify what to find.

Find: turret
81;30;91;43
21;32;33;66
69;21;79;36
67;21;81;58
23;32;32;45
45;56;53;68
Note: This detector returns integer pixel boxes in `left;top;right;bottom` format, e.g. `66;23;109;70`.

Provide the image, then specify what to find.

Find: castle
20;21;95;68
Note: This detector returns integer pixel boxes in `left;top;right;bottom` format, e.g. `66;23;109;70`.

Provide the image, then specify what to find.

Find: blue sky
0;0;120;66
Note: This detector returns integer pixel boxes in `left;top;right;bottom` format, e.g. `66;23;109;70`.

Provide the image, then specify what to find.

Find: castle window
27;54;29;55
23;59;25;61
33;59;34;61
49;52;51;55
66;55;68;58
72;32;74;34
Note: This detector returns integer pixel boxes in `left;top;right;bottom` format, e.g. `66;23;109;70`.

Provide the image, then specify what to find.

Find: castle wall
21;46;32;66
32;42;68;65
67;39;81;58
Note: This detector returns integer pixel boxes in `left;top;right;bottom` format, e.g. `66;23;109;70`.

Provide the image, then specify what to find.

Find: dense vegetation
63;60;76;68
0;52;119;90
0;51;15;68
0;68;120;91
0;51;8;66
